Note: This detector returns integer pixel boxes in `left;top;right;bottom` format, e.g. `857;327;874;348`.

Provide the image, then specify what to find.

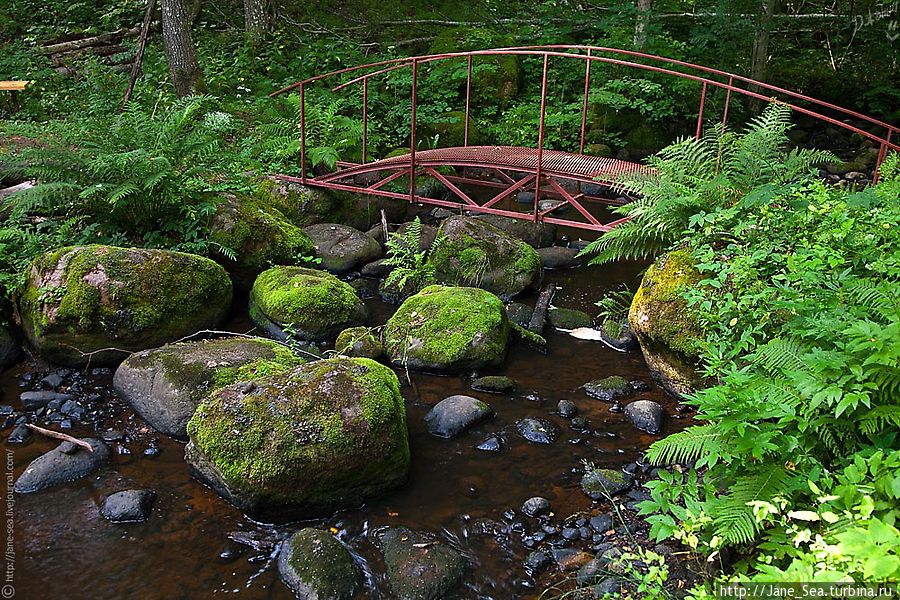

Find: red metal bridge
271;46;900;233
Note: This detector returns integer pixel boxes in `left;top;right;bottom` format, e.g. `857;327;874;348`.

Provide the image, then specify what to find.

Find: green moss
187;357;409;508
511;322;547;351
209;194;315;283
254;178;345;226
19;245;232;365
249;266;365;340
283;529;356;599
383;285;509;369
629;248;703;357
592;375;627;391
335;326;384;359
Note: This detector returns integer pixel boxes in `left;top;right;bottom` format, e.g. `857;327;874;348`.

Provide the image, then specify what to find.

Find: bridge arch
271;46;899;233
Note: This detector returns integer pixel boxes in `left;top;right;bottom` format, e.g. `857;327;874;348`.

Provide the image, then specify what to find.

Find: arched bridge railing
270;46;900;233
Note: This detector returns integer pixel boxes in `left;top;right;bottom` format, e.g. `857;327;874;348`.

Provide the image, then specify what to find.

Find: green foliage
636;150;900;585
382;217;444;294
594;284;633;324
579;104;835;264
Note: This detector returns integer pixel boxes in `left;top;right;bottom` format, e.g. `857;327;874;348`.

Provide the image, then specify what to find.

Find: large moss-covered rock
256;178;342;226
185;357;410;517
249;267;367;341
303;224;382;274
278;528;357;600
420;111;480;147
383;286;509;372
18;245;232;367
429;216;541;299
474;214;556;248
629;249;705;396
113;337;305;440
208;193;315;289
380;527;466;600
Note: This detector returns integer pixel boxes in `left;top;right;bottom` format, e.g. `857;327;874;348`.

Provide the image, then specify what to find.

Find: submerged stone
515;417;559;445
548;308;594;331
581;468;633;500
583;376;633;402
470;375;517;394
380;527;466;600
100;489;156;523
278;528;357;600
14;438;110;493
424;395;494;438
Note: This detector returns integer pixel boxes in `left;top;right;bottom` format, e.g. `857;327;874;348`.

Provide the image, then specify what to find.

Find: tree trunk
633;0;653;50
243;0;271;44
160;0;202;97
750;0;776;85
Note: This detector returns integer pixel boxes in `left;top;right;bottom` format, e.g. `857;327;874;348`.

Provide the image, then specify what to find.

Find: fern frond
712;468;796;545
645;424;726;466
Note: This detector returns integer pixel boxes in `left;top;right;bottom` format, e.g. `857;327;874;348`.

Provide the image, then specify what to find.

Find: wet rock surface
380;527;466;600
425;395;494;438
515;417;559;445
278;528;357;600
470;375;517;394
581;468;633;499
14;438;110;493
100;489;156;522
303;223;382;274
624;399;665;434
582;375;633;402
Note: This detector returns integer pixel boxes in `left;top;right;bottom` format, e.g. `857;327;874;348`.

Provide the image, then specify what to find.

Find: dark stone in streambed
580;468;633;500
624;400;665;434
0;324;21;368
521;496;551;518
475;434;503;452
20;391;73;411
582;376;633;402
557;399;578;418
302;223;383;274
505;302;533;328
524;550;552;576
548;308;594;330
278;528;357;600
425;395;494;438
537;246;581;269
515;417;559;445
590;514;613;533
380;527;465;600
100;489;156;522
7;424;30;444
470;375;517;394
14;438;109;493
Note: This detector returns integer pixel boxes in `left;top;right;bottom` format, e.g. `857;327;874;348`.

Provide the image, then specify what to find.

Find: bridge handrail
270;46;899;185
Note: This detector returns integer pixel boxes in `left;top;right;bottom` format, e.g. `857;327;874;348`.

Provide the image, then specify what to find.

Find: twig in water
26;424;94;453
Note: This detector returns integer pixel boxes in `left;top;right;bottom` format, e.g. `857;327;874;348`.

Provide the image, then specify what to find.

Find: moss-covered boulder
249;267;367;342
383;286;509;372
185;357;410;517
278;528;357;600
18;245;232;367
474;214;556;248
629;249;705;396
303;224;383;274
208;193;315;290
335;326;384;360
256;178;342;226
113;337;305;440
429;216;541;299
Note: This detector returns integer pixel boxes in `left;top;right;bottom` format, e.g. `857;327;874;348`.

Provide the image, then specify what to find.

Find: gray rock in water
515;417;559;445
425;395;494;438
20;391;73;411
521;496;551;518
471;375;517;394
548;308;594;331
624;400;665;434
7;424;30;444
14;438;110;493
100;489;156;522
278;529;357;600
537;246;581;270
590;514;613;533
557;399;578;418
505;302;533;328
361;258;392;278
524;550;552;576
475;434;503;452
303;223;382;274
580;468;633;500
583;376;633;402
380;527;465;600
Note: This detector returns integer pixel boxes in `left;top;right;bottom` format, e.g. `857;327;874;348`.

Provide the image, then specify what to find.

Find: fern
712;468;796;545
383;217;444;294
646;424;726;467
580;103;835;264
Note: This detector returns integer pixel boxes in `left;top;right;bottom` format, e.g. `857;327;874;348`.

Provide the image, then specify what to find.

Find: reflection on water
6;259;687;600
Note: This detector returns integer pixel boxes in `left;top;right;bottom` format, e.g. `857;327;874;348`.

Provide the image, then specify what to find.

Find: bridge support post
299;82;306;184
534;53;549;222
464;55;472;147
410;58;418;204
695;81;707;139
579;49;592;155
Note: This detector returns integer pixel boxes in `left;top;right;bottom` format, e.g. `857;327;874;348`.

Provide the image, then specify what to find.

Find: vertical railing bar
464;55;473;147
299;82;306;184
410;58;418;204
873;128;893;185
696;80;708;139
534;53;549;222
579;48;592;155
722;76;733;129
361;77;368;164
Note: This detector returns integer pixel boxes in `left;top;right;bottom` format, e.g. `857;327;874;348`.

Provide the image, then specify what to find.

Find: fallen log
38;27;140;55
528;282;556;334
25;424;94;453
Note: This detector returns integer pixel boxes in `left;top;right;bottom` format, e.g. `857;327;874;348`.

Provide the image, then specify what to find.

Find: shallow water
4;258;687;600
